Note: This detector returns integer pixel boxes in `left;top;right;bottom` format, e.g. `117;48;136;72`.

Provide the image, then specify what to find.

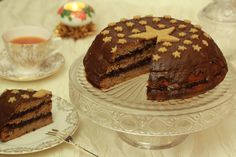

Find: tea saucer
0;50;65;81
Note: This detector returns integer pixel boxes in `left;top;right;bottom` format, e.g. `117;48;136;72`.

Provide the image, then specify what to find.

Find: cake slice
0;89;53;142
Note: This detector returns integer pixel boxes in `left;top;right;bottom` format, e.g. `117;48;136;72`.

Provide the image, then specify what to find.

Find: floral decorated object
57;1;95;27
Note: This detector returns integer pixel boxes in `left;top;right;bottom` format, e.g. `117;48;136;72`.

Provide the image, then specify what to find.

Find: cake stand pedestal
69;56;236;150
118;133;188;149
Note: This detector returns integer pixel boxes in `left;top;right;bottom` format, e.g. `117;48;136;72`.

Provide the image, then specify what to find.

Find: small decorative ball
57;1;95;27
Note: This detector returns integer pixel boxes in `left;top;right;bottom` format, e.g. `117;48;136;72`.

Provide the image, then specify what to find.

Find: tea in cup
2;26;55;68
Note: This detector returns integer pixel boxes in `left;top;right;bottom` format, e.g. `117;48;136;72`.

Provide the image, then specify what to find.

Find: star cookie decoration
8;97;16;103
103;36;112;43
129;26;180;43
152;54;161;62
192;44;202;52
178;45;187;51
172;51;181;58
111;46;117;53
158;47;167;53
202;40;209;46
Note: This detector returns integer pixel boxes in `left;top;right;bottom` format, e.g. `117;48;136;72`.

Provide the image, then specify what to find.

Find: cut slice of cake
0;89;53;142
83;15;228;101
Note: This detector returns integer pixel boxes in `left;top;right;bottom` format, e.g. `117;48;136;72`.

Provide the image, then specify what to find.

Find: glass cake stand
69;56;236;150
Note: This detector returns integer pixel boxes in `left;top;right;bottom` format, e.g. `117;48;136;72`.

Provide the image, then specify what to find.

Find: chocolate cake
0;89;53;142
83;15;228;101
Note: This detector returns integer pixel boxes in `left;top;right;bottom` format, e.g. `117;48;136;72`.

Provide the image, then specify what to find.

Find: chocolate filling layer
103;57;151;78
114;41;155;62
183;80;208;88
6;112;52;129
10;100;52;120
149;79;208;92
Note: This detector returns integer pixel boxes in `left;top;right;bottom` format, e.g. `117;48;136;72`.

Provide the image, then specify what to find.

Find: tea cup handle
49;37;62;54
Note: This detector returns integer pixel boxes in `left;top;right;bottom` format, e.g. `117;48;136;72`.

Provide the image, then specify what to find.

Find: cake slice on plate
0;89;53;142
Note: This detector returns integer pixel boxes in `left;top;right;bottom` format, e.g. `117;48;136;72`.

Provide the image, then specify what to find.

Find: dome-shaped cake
83;15;228;101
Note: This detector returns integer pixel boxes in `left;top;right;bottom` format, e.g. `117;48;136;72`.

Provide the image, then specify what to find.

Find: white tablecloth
1;0;236;156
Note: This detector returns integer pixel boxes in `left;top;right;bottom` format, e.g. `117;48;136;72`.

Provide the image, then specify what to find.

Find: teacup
2;26;54;68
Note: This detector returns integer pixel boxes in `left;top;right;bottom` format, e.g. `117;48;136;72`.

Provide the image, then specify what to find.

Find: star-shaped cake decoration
11;89;19;94
133;15;141;19
152;54;161;62
132;29;140;34
158;47;167;53
162;42;172;47
164;15;172;19
178;45;187;51
103;36;112;43
8;97;16;103
117;33;125;38
139;20;147;25
108;22;116;27
202;40;209;46
101;30;109;35
114;26;123;32
178;24;187;29
111;46;117;53
183;40;192;45
118;39;127;44
157;24;166;29
191;34;199;39
194;25;202;29
152;17;160;22
172;51;181;58
192;44;202;52
179;32;186;37
126;22;134;27
189;28;198;33
129;26;180;43
184;19;191;23
21;94;30;99
170;19;177;24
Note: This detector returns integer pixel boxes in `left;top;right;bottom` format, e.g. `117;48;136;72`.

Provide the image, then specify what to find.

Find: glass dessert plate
69;56;236;150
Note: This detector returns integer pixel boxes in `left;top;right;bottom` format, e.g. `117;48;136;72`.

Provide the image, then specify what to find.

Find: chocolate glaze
0;89;52;129
84;16;228;100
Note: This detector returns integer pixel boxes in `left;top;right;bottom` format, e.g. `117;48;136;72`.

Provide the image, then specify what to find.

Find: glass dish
69;56;236;149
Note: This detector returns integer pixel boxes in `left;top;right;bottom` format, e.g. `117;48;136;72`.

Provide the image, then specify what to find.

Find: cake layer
8;102;52;125
103;57;151;78
147;73;225;100
5;112;52;129
114;40;155;62
106;43;155;73
100;64;150;89
0;113;52;142
15;98;51;114
11;99;51;119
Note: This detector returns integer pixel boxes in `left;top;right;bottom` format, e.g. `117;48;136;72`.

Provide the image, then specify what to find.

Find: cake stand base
118;133;188;150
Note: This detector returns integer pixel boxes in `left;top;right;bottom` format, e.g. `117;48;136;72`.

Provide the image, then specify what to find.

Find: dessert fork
46;129;98;157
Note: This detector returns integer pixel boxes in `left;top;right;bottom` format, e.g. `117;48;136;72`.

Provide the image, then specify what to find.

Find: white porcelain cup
2;26;55;68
